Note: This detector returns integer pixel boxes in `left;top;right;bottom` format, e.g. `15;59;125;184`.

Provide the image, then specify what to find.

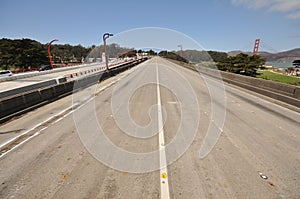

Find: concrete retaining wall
294;87;300;99
196;66;300;107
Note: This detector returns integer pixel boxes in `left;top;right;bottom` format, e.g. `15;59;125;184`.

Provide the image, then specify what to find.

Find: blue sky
1;0;300;52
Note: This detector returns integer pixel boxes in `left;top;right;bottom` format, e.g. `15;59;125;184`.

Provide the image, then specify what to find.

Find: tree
147;49;157;56
216;53;265;76
207;51;228;62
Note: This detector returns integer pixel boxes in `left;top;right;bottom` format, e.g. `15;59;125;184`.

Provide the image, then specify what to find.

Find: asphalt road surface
0;57;299;199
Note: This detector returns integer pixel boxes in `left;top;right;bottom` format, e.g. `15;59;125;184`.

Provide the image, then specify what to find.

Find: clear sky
1;0;300;52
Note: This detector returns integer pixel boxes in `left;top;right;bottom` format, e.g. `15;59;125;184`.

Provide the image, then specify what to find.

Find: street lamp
177;45;182;62
48;39;58;67
103;33;114;70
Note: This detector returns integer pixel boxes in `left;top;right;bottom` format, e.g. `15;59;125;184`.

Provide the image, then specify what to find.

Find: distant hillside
227;50;249;57
228;48;300;62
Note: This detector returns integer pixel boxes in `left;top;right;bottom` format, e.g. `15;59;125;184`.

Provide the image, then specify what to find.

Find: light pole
103;33;113;70
177;45;182;62
48;39;58;67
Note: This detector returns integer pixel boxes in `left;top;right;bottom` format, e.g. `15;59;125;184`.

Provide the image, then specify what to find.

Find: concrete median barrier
0;95;26;117
0;82;74;120
0;79;57;99
53;83;69;96
39;88;55;101
0;91;41;118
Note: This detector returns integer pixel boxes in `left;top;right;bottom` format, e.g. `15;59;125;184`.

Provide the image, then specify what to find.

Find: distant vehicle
39;65;52;71
0;70;13;77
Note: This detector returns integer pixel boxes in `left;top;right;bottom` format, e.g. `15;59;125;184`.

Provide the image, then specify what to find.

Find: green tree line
158;51;189;63
0;38;142;70
51;44;91;64
178;50;228;63
0;38;49;70
0;38;93;70
159;49;265;77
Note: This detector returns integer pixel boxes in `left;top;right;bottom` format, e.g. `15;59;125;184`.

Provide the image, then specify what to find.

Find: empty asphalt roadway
0;57;299;199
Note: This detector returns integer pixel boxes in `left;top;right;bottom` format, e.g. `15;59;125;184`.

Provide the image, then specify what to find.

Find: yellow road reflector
161;173;167;179
61;174;68;180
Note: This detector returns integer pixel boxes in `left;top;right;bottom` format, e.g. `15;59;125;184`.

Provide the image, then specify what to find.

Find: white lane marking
156;59;170;199
0;128;44;158
0;106;74;150
0;63;146;158
167;101;178;104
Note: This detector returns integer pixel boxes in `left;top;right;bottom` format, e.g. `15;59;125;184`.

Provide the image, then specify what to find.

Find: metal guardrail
0;62;107;83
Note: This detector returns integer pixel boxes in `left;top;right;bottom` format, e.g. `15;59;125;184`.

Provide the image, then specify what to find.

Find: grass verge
256;71;300;86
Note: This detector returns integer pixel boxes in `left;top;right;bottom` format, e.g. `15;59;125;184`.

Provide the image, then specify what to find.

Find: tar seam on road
0;104;78;159
0;107;72;150
156;59;171;199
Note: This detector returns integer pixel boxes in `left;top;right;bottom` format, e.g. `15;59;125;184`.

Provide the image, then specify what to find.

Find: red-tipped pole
48;39;58;67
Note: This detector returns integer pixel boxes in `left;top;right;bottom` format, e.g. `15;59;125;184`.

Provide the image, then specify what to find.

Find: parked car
39;65;52;71
0;70;13;77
